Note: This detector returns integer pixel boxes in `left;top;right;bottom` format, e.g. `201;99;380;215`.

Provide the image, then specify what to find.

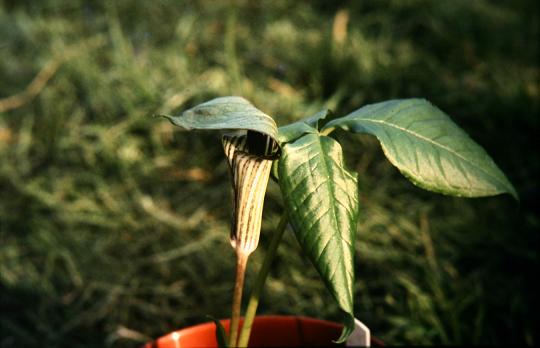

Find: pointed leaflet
323;99;517;199
161;96;279;149
278;133;359;342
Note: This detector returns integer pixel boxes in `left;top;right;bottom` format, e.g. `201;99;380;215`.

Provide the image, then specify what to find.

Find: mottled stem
228;251;249;347
237;213;288;347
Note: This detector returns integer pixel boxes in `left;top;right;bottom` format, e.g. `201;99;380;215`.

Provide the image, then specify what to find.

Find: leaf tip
157;114;193;130
507;184;519;202
333;314;355;344
154;113;171;121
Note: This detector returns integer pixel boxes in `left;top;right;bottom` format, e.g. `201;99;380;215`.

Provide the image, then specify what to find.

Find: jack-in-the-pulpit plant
161;96;517;347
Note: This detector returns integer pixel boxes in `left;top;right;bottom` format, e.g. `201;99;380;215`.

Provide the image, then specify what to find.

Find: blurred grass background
0;0;538;346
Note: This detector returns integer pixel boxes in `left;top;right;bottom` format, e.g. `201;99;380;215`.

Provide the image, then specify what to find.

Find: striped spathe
222;132;277;255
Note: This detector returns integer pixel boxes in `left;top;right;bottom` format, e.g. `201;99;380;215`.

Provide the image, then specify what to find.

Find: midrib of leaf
278;134;358;341
314;136;354;305
358;117;510;190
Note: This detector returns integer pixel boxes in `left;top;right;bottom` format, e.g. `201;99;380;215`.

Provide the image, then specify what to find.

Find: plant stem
237;214;288;347
228;251;249;347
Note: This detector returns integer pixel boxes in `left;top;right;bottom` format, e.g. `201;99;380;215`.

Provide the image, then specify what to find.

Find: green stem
237;214;288;347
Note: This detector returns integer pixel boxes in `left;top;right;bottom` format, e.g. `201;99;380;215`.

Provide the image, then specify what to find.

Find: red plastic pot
144;315;383;347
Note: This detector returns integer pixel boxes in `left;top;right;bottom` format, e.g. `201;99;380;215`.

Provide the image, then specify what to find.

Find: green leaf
303;109;333;129
277;122;317;145
161;96;279;145
276;109;332;145
324;99;518;199
278;133;359;342
207;316;228;348
275;110;332;180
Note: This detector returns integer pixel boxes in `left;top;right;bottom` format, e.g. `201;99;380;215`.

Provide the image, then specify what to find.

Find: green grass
1;1;538;346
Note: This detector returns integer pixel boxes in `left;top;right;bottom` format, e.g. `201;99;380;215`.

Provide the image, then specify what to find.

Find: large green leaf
278;133;359;342
324;99;517;199
161;96;279;142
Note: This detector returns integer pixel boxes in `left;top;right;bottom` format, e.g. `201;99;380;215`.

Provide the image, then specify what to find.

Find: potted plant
146;96;516;347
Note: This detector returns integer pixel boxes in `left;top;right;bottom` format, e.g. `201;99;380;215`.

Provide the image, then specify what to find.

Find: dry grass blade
0;36;105;113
